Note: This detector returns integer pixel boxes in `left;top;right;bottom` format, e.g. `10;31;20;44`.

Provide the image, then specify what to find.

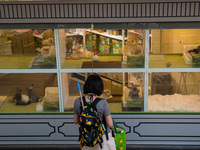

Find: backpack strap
92;98;109;141
102;116;109;141
79;96;88;142
91;97;102;109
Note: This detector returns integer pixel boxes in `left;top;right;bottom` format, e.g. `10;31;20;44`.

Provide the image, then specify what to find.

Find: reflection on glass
61;29;145;69
63;72;144;112
0;73;58;112
148;72;200;112
150;29;200;68
0;29;56;69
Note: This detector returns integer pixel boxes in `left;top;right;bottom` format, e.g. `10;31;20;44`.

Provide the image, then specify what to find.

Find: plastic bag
113;119;126;150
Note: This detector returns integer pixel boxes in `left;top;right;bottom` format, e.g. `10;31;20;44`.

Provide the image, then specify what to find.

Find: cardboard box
11;29;35;54
23;42;35;54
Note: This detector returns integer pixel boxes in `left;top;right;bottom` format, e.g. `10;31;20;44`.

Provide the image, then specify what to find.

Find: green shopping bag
113;119;126;150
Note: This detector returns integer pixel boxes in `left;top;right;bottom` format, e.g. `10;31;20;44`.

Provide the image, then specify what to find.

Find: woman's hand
73;114;79;124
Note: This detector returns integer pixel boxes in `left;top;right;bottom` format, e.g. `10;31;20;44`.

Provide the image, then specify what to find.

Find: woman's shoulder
96;98;107;104
74;97;81;104
75;97;81;100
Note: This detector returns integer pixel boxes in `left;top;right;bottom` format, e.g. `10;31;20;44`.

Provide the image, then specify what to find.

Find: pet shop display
13;88;31;105
125;86;143;108
123;30;144;65
29;37;56;68
8;83;41;106
29;29;56;68
26;84;41;103
125;73;144;108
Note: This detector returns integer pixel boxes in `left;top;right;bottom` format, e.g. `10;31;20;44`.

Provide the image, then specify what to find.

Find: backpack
79;97;105;149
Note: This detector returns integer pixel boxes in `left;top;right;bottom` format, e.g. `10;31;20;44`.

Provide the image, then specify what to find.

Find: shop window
61;28;145;69
148;72;200;112
0;73;58;112
0;29;56;69
63;72;144;112
0;27;199;113
150;29;200;68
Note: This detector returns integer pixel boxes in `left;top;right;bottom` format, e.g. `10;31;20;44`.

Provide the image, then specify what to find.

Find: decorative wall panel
0;114;200;145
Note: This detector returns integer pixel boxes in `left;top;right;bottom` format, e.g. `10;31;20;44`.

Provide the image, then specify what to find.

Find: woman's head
83;75;104;96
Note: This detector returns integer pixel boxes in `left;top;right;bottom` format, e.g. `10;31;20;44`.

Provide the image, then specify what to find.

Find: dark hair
83;75;104;96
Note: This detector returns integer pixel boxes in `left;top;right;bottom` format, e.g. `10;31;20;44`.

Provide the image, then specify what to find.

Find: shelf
128;30;142;35
33;33;43;39
66;32;84;36
86;29;126;41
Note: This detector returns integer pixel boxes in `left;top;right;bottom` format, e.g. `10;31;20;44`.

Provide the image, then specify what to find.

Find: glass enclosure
149;29;200;68
148;72;200;112
0;29;56;69
63;72;144;112
61;29;145;69
0;73;58;112
0;26;199;113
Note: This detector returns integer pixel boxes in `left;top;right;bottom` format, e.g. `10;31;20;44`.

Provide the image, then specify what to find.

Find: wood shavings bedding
148;94;200;112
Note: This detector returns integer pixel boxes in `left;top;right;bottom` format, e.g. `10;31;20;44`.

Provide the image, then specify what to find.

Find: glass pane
0;73;59;112
124;72;144;111
148;72;200;112
60;28;145;69
63;72;144;112
0;29;56;69
150;29;200;68
124;30;145;68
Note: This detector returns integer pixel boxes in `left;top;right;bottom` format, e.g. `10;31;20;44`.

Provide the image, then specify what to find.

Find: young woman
73;74;116;150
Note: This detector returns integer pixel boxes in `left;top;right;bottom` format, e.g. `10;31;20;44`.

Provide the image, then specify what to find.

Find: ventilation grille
0;2;200;19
